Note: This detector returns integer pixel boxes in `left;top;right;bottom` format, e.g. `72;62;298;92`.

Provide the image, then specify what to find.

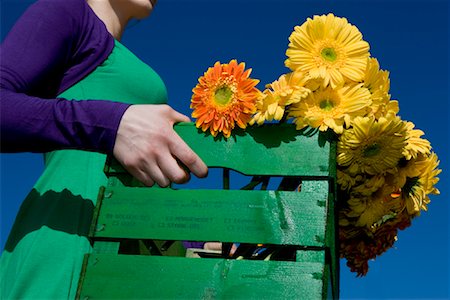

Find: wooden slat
77;254;328;299
91;181;330;247
105;123;336;178
325;191;340;299
92;241;120;254
296;250;335;299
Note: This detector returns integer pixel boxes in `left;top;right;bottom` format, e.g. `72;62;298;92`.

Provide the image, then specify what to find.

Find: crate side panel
78;254;325;300
93;182;329;246
106;123;333;177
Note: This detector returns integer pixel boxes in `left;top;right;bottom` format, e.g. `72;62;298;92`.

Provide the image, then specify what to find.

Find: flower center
214;86;233;106
363;143;381;157
321;47;337;62
319;99;334;111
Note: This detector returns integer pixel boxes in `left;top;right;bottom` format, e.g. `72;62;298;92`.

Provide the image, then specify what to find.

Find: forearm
0;89;130;153
0;0;123;153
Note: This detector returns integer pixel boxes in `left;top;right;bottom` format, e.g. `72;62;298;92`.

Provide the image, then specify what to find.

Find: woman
0;0;208;298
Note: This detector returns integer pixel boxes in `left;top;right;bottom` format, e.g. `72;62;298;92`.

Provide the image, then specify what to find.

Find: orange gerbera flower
190;60;260;138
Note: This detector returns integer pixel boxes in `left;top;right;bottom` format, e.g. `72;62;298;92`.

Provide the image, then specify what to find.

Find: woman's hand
113;104;208;187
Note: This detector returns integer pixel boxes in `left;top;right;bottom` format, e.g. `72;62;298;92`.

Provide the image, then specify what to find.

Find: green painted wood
91;181;330;247
325;191;340;299
105;123;336;178
92;241;120;254
78;124;340;299
77;254;327;300
296;250;335;299
296;249;325;263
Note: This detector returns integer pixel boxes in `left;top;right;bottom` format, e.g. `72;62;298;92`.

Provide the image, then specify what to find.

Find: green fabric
0;40;168;299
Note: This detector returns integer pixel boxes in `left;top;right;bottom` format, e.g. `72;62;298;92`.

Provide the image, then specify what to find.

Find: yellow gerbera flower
285;13;370;88
345;195;369;218
337;168;364;191
378;99;400;119
190;60;260;138
403;121;431;160
385;159;420;194
363;58;398;119
250;70;310;125
398;153;441;215
337;115;407;175
350;189;403;229
289;83;371;134
351;174;385;197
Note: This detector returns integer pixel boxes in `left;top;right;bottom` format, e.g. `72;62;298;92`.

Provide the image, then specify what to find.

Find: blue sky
1;0;449;298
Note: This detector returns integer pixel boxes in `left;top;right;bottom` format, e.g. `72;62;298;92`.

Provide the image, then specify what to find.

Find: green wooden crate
76;123;339;299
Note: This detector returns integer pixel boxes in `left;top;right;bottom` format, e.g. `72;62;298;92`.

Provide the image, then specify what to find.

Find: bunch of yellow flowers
253;13;441;276
190;13;441;276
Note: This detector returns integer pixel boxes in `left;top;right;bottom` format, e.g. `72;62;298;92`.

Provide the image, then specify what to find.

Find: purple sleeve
0;0;130;154
182;241;205;249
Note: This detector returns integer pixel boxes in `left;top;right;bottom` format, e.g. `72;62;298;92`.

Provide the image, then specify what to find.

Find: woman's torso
0;40;167;299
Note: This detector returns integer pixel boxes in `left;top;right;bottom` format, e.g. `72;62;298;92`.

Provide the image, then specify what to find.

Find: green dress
0;40;168;299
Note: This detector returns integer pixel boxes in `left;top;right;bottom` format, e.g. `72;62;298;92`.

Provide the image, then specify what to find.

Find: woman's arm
0;0;208;185
0;0;129;154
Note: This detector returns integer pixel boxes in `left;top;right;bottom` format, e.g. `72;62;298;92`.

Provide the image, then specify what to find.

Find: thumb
171;109;191;123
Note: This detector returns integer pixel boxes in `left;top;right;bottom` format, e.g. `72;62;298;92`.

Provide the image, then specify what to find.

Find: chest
60;40;168;105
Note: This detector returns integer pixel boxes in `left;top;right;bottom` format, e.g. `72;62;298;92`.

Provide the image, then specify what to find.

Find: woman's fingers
127;167;155;187
145;161;170;187
168;108;208;179
169;133;208;179
113;104;208;186
157;154;190;184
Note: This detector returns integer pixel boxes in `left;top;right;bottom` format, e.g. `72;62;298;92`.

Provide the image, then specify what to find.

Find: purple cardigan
1;0;205;251
0;0;130;154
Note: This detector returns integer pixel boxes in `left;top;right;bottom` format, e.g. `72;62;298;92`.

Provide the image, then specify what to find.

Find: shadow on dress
4;188;95;252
